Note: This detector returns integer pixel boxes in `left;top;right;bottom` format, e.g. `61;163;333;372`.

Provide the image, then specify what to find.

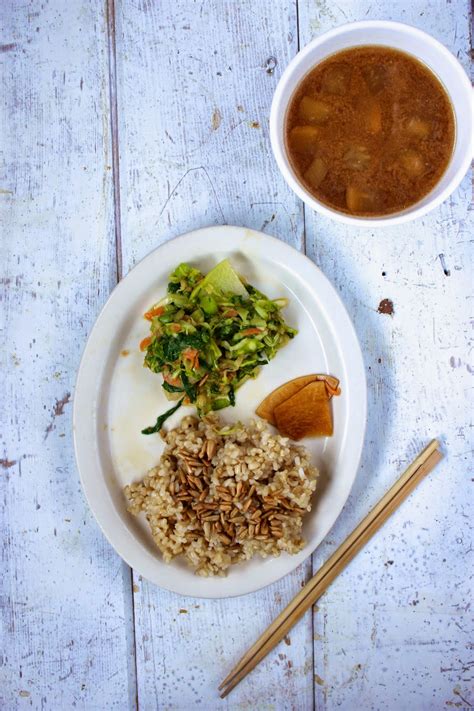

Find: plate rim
73;225;367;598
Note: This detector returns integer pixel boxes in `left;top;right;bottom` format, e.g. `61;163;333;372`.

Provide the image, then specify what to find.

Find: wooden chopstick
219;439;443;698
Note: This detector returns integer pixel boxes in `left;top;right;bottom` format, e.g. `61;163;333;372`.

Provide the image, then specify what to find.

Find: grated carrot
183;348;200;369
163;372;182;387
139;336;152;351
144;306;164;321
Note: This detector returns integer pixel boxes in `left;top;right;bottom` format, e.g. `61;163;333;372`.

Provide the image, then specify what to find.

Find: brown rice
124;415;318;576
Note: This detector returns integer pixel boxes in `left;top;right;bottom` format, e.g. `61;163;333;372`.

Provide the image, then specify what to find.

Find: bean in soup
285;47;455;216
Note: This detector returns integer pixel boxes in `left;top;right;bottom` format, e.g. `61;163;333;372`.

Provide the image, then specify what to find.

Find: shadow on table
306;232;396;554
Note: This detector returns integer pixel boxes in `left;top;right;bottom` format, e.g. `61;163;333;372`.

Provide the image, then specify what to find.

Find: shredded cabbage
141;261;297;433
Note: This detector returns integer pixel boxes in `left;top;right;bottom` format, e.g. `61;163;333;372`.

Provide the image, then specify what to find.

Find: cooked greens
141;399;184;435
140;260;297;433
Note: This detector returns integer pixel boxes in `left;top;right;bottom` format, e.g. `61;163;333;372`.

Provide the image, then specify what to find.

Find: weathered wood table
1;1;472;709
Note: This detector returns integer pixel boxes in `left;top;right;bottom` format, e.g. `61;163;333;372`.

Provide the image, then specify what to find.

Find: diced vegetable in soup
298;96;331;124
362;65;388;94
400;150;425;177
344;145;371;171
406;117;431;139
304;157;328;189
285;46;455;216
322;64;352;95
289;125;320;154
346;185;376;213
364;97;382;134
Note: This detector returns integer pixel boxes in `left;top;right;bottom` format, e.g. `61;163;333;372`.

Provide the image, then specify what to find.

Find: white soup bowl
270;21;473;227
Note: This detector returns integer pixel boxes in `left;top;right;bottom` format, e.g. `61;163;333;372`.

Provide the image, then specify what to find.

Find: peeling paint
44;392;71;439
1;457;17;469
211;108;222;131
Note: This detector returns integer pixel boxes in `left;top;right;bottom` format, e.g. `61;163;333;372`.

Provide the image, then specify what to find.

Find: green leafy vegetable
162;381;184;394
181;371;197;402
140;259;297;431
141;399;184;435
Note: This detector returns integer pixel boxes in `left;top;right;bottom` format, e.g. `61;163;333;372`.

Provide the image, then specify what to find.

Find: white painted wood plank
0;2;136;709
3;1;468;709
115;1;314;708
132;569;313;711
296;1;473;708
115;0;304;266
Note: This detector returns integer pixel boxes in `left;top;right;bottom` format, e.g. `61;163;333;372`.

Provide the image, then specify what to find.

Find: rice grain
124;415;318;576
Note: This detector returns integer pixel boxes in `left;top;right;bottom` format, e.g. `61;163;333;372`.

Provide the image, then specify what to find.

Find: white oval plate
74;226;366;598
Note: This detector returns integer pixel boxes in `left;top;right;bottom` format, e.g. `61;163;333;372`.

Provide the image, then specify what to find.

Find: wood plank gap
310;570;315;710
301;198;307;254
106;0;123;281
128;568;140;711
295;0;307;255
295;2;311;704
106;0;138;706
295;0;301;51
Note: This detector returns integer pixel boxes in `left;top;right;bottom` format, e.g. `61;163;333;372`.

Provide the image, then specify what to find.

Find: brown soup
285;46;455;216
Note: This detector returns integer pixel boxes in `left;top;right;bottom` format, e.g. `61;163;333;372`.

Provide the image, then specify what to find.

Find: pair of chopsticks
219;439;443;698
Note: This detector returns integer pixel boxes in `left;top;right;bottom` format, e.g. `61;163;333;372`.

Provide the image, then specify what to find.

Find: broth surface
285;46;455;216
